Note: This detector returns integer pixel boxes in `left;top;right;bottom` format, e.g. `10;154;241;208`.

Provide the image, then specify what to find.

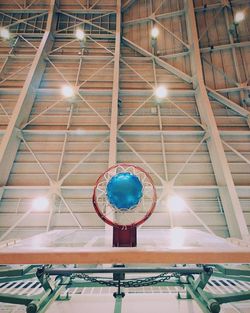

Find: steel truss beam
0;185;238;191
200;41;250;53
0;0;58;200
194;0;248;11
207;87;250;120
57;10;115;35
108;0;121;167
44;267;203;275
223;5;246;108
122;37;192;83
122;0;137;12
123;10;184;27
123;0;247;28
0;129;249;137
0;9;115;14
184;0;249;239
1;184;249;194
0;87;195;96
216;87;250;93
0;9;48;13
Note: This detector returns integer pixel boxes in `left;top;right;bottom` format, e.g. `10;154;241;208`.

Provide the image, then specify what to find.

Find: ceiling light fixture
0;28;10;40
151;27;159;39
155;86;168;99
75;28;85;40
234;11;245;24
32;197;49;211
62;85;74;98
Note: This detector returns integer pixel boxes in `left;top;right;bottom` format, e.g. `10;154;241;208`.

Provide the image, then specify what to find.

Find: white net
93;164;156;227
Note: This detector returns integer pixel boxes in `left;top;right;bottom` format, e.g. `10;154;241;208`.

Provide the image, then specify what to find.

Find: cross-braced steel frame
0;0;249;240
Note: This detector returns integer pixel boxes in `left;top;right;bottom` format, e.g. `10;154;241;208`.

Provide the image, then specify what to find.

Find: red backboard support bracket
113;226;137;247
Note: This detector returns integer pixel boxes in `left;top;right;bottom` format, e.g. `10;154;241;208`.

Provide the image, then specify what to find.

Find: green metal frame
0;264;249;313
0;265;38;278
0;266;70;313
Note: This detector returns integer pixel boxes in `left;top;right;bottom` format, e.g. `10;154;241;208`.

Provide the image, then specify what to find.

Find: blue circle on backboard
106;172;143;210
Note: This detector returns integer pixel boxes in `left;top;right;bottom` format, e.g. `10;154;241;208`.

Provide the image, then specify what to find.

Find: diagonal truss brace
123;37;192;84
206;86;250;121
0;0;58;198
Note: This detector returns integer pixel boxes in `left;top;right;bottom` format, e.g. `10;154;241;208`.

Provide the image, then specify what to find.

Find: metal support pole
0;294;34;306
27;278;69;313
0;265;36;277
44;267;204;276
113;294;123;313
25;267;70;313
184;0;249;239
187;275;220;313
0;0;58;199
187;272;250;312
207;289;250;305
108;0;121;167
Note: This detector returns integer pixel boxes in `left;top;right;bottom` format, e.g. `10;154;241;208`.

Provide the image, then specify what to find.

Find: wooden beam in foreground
1;247;249;264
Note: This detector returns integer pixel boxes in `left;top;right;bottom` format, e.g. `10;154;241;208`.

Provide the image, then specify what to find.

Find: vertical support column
184;0;249;239
0;0;58;198
106;0;121;240
108;0;121;167
114;294;123;313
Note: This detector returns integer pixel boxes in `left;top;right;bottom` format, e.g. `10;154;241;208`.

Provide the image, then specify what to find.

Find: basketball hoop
92;164;157;247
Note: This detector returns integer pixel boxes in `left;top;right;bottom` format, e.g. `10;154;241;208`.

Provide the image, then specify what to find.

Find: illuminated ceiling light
62;85;74;98
151;27;159;39
0;28;10;40
167;194;186;212
32;197;49;211
234;11;245;24
75;28;85;40
155;86;168;99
